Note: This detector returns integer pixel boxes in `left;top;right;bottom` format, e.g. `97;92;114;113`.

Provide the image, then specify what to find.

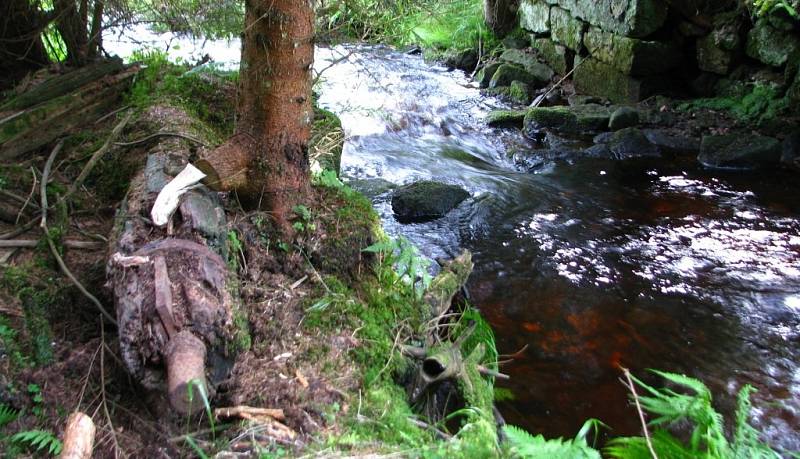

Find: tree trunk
197;0;314;232
55;0;89;65
88;0;104;58
0;0;51;90
484;0;519;37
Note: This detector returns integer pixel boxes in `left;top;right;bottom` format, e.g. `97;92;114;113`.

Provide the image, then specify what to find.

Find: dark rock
567;94;605;106
593;131;614;144
523;104;612;136
746;18;799;67
608;106;639;130
444;49;478;72
584;143;612;158
391;181;470;223
642;129;700;155
697;33;735;75
476;62;502;88
678;20;707;37
781;130;800;170
486;109;527;128
698;133;782;169
347;178;397;199
490;64;547;89
502;36;529;50
608;127;661;159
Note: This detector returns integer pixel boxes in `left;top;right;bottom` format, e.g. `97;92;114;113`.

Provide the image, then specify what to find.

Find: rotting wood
59;411;95;459
108;105;240;415
425;250;474;318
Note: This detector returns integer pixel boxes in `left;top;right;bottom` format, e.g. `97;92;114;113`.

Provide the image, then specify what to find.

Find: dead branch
215;406;286;422
59;412;96;459
114;131;208;148
0;239;104;249
621;367;659;459
40;139;117;325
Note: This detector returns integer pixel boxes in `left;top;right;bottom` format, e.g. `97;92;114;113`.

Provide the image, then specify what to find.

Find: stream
105;31;800;450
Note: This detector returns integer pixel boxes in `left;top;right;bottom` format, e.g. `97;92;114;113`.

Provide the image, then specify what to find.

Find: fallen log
107;105;241;415
0;62;138;160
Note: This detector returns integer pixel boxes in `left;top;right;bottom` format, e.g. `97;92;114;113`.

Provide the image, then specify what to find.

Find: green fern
0;404;18;428
9;429;62;455
503;421;602;459
606;370;782;459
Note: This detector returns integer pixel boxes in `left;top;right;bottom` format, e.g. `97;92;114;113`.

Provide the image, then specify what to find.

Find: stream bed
104;30;800;450
314;45;800;451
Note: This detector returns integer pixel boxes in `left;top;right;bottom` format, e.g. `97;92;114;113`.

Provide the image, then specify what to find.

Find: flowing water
314;45;800;450
105;31;800;449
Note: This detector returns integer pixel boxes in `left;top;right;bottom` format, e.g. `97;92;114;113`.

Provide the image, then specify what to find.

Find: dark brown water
315;45;800;452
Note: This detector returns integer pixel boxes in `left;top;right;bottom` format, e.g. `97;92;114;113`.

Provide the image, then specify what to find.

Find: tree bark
0;0;51;90
197;0;314;232
55;0;89;65
88;0;104;58
484;0;519;37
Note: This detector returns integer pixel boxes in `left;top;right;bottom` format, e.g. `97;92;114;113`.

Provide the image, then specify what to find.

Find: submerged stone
523;104;612;136
698;133;781;169
608;127;660;159
642;129;700;155
391;181;470;223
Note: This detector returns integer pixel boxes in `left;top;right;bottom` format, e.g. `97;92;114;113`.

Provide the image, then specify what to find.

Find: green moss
679;83;790;124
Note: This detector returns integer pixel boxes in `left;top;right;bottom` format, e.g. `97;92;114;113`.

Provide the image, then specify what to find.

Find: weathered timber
425;250;474;318
0;62;137;160
108;106;239;414
59;412;95;459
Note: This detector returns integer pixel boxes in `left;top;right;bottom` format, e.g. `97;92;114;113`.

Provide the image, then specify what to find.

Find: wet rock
642;129;700;155
583;27;681;75
519;0;550;34
607;127;661;159
567;94;605;106
698;133;781;169
347;178;397;199
523;104;611;136
475;62;502;88
532;38;572;74
490;64;547;89
608;106;639;130
486;109;526;128
498;49;555;83
781;130;800;170
391;181;470;223
551;7;585;51
509;81;533;105
746;18;799;67
444;49;478;72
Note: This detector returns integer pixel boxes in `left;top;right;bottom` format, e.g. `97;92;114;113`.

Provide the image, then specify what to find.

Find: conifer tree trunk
0;0;51;90
198;0;314;232
484;0;519;37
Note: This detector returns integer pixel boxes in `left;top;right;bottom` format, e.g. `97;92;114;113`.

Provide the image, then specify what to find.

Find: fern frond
0;403;19;427
605;429;695;459
503;424;601;459
9;429;63;455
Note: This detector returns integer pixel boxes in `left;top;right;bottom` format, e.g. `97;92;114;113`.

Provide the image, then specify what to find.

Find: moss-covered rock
489;64;546;89
532;38;572;74
391;181;470;223
498;49;555;83
608;106;639;130
698;133;782;169
573;57;650;103
509;80;533;105
550;6;585;51
523;103;611;135
696;34;736;75
475;62;502;88
486;110;527;128
746;17;799;67
583;27;681;76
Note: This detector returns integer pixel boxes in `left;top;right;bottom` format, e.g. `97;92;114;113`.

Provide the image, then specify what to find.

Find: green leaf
10;429;62;455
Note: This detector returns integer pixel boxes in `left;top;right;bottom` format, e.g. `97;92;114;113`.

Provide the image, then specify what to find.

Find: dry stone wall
517;0;800;104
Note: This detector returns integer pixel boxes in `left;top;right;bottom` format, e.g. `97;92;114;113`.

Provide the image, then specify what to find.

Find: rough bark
87;0;104;58
0;0;51;90
197;0;314;231
484;0;519;37
55;0;89;66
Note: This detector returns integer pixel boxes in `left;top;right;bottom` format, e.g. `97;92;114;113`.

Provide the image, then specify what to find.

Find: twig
408;417;452;440
95;105;131;124
15;167;39;224
531;57;586;109
113;131;207;148
64;110;134;202
0;240;104;249
0;217;39;240
40;140;117;325
100;320;122;457
477;365;510;380
621;367;659;459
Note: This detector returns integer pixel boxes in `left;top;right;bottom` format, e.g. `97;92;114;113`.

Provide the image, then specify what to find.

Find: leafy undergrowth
679;83;790;125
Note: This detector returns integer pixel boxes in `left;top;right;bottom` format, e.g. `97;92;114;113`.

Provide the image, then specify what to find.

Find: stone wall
517;0;800;104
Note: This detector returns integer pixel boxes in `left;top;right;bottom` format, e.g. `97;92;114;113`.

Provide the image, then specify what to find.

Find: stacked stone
518;0;678;103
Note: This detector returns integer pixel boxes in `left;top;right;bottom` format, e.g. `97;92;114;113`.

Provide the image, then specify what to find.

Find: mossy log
425;250;473;318
107;106;241;414
0;60;137;160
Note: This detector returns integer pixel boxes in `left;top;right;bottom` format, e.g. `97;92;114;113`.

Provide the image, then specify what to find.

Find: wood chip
214;406;285;422
295;370;309;389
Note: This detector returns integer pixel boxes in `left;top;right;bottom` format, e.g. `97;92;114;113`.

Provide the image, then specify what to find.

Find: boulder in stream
608;106;640;130
698;133;781;169
391;181;470;223
523;104;612;136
